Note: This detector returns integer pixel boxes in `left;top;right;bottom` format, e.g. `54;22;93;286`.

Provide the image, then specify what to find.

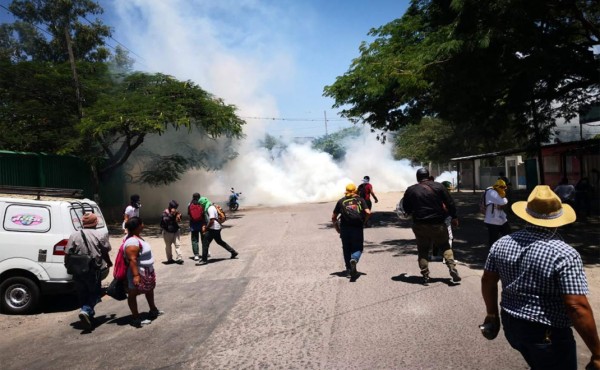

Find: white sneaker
193;255;200;261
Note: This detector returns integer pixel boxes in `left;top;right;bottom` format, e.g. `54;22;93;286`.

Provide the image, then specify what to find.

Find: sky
0;0;463;210
97;0;410;139
0;0;410;137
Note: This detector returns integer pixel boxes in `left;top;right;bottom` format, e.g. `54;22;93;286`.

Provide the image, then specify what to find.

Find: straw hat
511;185;576;227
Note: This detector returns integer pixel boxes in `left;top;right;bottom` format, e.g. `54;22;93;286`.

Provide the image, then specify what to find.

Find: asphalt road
0;191;598;369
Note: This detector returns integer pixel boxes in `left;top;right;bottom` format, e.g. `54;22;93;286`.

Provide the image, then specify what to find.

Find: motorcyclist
229;188;241;211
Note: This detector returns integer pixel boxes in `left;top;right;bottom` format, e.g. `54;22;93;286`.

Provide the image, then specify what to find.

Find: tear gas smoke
125;125;457;216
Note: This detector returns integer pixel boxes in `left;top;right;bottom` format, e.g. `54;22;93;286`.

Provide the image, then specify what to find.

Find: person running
483;179;510;247
332;183;371;279
481;185;600;370
358;176;378;227
197;197;238;265
402;168;460;285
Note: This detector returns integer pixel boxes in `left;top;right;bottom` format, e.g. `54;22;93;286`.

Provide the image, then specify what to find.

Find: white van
0;188;109;314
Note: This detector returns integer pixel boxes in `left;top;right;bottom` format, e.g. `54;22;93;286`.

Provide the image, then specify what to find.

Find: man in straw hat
481;185;600;370
332;183;371;279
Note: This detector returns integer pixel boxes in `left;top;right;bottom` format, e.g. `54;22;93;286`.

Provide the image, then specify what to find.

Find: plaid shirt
484;226;589;328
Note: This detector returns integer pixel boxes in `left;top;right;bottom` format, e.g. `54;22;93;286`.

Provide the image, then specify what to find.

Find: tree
79;72;245;185
324;0;600;155
311;126;362;160
7;0;111;63
0;1;246;189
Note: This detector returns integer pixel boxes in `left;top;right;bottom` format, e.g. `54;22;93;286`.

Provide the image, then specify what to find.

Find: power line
81;16;146;61
240;116;347;122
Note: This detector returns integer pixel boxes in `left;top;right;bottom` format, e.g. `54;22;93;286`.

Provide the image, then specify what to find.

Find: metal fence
0;150;94;198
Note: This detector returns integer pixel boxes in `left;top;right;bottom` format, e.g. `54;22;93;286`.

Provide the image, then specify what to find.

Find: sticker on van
11;214;43;226
4;205;50;232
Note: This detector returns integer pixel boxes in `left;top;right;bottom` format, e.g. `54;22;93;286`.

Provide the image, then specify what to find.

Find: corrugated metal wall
0;151;94;197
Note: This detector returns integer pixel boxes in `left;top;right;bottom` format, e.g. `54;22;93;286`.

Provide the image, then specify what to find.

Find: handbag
135;269;156;293
106;279;128;301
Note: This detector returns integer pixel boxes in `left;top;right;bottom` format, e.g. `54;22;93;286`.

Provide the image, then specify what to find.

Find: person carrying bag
64;213;112;330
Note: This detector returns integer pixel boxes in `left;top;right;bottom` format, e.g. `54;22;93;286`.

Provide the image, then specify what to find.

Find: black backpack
340;196;364;226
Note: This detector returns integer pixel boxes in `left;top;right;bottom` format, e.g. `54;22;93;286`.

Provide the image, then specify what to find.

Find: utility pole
324;111;328;136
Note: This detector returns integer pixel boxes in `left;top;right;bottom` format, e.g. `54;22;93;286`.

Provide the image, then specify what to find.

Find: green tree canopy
0;0;246;188
5;0;111;62
324;0;600;154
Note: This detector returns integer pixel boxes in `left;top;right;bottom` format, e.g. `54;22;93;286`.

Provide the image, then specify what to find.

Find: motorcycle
228;189;241;211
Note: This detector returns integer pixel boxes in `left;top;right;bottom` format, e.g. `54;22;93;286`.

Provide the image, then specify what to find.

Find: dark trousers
340;226;364;270
191;230;200;256
202;229;236;261
73;269;101;316
501;310;576;370
486;222;511;247
412;223;456;277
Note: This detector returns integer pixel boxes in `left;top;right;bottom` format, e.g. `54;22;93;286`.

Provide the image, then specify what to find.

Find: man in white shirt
196;197;238;265
484;179;510;247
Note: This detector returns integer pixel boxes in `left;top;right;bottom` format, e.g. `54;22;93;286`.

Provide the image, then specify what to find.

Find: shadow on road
368;192;599;269
392;273;458;287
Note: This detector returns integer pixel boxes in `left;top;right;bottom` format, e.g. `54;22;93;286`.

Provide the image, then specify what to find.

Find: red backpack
189;203;204;222
113;237;141;280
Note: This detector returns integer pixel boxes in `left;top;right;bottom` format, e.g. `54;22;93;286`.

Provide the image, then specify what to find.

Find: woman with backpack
123;217;163;327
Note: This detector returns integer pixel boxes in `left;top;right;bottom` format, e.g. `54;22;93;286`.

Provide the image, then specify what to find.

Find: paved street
0;191;598;369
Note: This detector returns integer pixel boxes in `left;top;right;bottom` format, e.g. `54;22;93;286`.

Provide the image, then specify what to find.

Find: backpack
113;238;141;280
113;241;128;281
340;196;364;226
160;209;179;232
357;183;367;199
479;188;492;214
189;203;204;222
214;204;227;224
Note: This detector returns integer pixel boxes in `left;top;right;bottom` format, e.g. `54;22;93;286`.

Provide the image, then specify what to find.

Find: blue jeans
340;226;364;270
73;269;101;317
501;310;576;370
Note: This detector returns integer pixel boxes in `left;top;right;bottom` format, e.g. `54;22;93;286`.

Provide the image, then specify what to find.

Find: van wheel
0;277;40;315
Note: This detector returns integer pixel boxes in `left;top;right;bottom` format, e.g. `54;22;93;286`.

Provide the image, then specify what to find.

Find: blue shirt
484;226;589;328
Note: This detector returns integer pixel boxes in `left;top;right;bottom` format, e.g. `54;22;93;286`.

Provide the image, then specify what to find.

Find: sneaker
149;308;165;319
196;260;208;266
176;259;184;265
193;255;200;261
422;276;430;286
163;259;175;265
131;318;152;327
230;251;238;259
78;311;93;330
450;268;461;282
349;259;358;278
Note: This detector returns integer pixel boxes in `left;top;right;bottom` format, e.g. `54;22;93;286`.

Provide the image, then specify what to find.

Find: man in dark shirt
403;168;460;285
332;183;371;279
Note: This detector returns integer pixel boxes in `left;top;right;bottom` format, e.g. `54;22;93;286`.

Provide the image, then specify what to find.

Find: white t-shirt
206;205;222;230
123;205;140;230
124;236;154;268
484;189;508;225
124;205;139;219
